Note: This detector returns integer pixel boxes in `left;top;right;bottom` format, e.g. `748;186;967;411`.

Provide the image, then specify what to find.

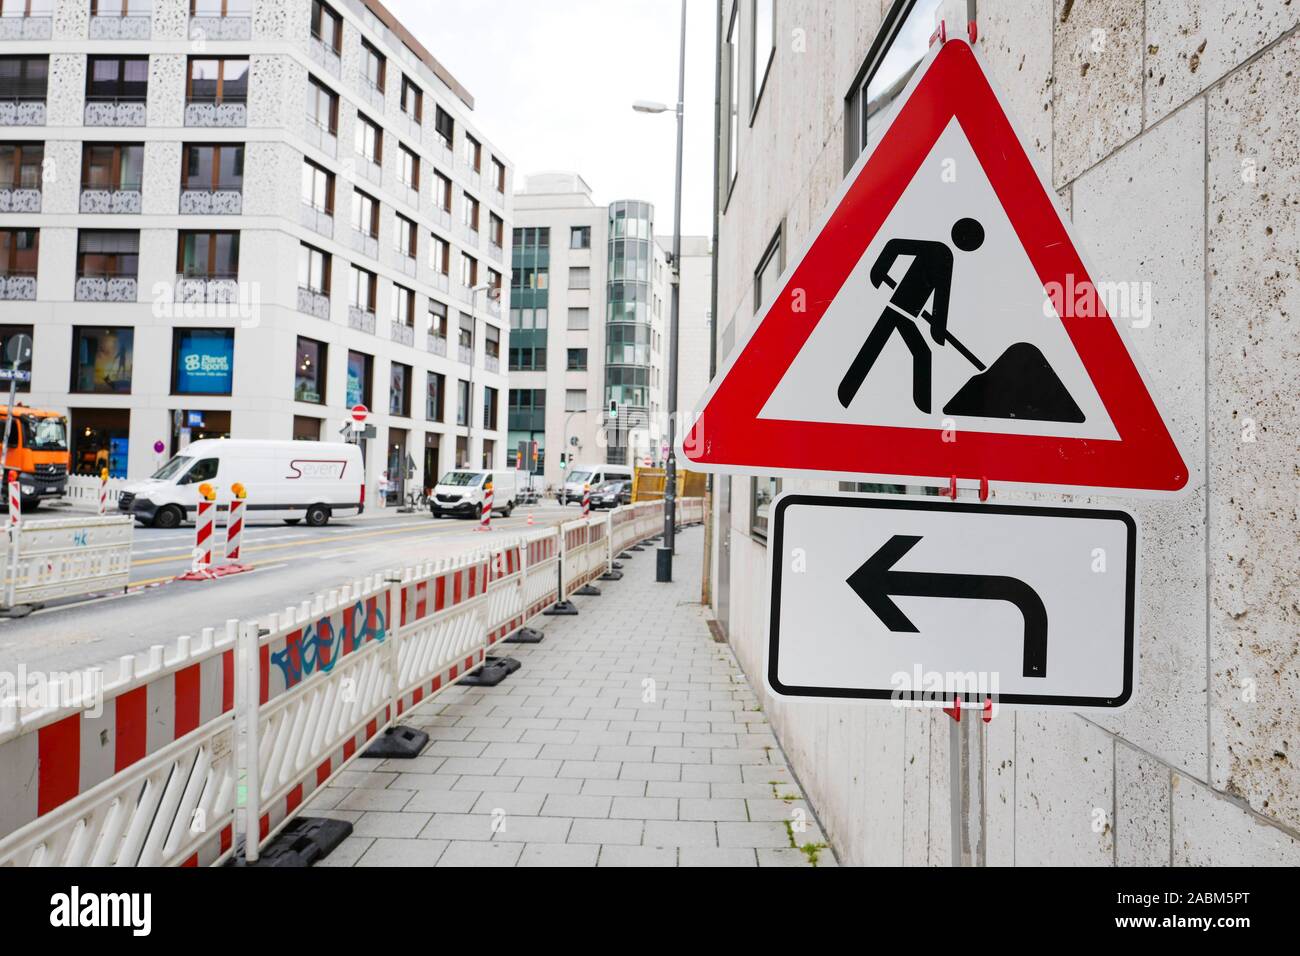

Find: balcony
349;228;378;260
390;322;414;347
308;35;341;78
0;182;40;213
175;274;239;303
185;99;246;127
0;273;36;300
179;186;241;215
89;13;151;40
302;118;336;158
426;334;447;357
298;201;333;238
0;98;45;126
80;183;142;214
297;287;330;320
75;275;137;302
0;15;51;40
347;306;376;334
188;15;251;41
84;98;147;127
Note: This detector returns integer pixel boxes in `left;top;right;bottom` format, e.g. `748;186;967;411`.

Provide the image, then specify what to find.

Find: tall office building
0;0;511;507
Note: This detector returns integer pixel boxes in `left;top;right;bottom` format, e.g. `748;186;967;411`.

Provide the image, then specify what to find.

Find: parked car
560;463;633;504
590;479;632;510
430;469;517;519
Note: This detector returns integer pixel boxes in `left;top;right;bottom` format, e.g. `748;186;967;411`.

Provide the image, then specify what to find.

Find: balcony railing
84;97;147;127
390;322;414;347
484;354;499;373
458;344;472;364
357;76;384;111
80;183;142;214
349;228;378;260
184;98;246;127
308;35;341;77
433;207;451;231
488;241;502;262
89;13;151;40
302;117;337;157
395;252;417;277
426;334;447;357
355;154;382;187
347;306;376;334
0;182;41;213
0;272;36;300
297;287;330;320
298;201;334;237
188;15;251;41
175;273;239;303
0;15;51;40
457;222;479;246
179;186;242;215
432;272;449;293
0;98;46;126
75;275;138;302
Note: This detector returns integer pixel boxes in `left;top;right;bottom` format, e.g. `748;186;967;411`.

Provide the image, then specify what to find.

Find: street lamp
633;0;686;583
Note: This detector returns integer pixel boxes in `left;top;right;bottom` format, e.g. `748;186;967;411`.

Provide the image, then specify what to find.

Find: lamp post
633;0;686;583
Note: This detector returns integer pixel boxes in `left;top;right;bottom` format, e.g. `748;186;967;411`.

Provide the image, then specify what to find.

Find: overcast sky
386;0;718;237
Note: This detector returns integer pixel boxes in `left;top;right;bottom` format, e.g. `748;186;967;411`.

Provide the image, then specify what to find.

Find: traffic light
608;399;618;418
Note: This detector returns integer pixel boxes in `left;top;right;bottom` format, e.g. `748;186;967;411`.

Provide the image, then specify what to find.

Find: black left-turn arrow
846;534;1048;679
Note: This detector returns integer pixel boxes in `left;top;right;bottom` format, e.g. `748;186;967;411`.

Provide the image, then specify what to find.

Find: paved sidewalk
303;524;836;867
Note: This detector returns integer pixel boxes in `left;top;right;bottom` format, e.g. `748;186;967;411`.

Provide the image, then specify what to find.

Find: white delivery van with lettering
119;439;365;528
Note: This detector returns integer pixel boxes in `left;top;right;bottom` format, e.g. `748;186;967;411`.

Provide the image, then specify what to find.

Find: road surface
0;502;590;676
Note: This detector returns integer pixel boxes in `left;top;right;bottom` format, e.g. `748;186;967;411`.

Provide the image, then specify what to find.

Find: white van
120;439;364;528
430;469;517;519
560;463;633;505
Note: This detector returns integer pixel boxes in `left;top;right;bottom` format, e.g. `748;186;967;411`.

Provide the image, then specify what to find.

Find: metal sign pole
948;707;986;866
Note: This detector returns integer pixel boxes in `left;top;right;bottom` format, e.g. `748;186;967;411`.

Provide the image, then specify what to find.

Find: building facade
509;172;710;490
708;0;1299;865
0;0;511;507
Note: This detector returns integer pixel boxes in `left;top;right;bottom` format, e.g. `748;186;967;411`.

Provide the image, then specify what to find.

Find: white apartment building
0;0;512;508
509;172;710;491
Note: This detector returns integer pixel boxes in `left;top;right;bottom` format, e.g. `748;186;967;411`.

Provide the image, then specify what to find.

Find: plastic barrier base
630;544;646;552
618;552;633;560
544;600;579;616
361;724;430;759
505;626;546;644
600;569;624;581
459;655;521;687
175;563;254;582
228;817;353;867
575;584;602;596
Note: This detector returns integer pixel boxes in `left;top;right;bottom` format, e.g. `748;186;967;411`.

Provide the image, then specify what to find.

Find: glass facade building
604;200;653;464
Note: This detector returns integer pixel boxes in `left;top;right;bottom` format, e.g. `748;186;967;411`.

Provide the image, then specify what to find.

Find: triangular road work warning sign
682;38;1188;496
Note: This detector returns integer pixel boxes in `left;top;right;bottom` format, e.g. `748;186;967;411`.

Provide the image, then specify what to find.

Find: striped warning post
224;483;246;564
582;482;590;518
8;469;18;529
192;483;216;573
97;467;109;516
478;480;493;532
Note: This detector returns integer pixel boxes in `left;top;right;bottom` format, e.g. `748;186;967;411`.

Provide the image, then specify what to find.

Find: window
355;112;382;164
569;266;590;290
462;133;481;172
177;230;238;277
300;159;333;213
0;228;38;276
487;268;502;292
77;229;138;279
71;326;133;395
391;283;414;327
754;223;783;311
845;0;942;166
482;386;498;431
458;312;474;352
390;214;415;259
434;105;453;148
399;74;422;122
751;0;775;116
0;142;43;190
349;265;376;312
462;192;479;230
567;348;587;371
310;0;342;54
433;171;452;212
570;226;591;250
92;1;150;15
172;328;234;395
182;143;243;191
351;188;379;238
750;476;780;542
346;349;372;407
427;299;447;339
86;55;148;103
425;371;444;421
187;57;249;104
564;389;585;413
397;143;419;191
484;324;499;361
306;75;338;133
360;38;385;91
294;335;326;403
456;379;470;427
298;242;329;294
191;0;255;15
567;307;589;330
460;253;477;288
489;212;504;247
0;57;48;102
429;234;449;274
292;415;322;441
82;143;143;191
724;7;739;196
492;158;506;193
389;361;411;416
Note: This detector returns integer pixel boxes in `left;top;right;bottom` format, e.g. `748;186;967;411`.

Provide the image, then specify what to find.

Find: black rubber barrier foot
612;561;624;570
544;600;579;616
459;655;522;687
630;544;646;551
361;725;429;759
227;817;353;867
617;552;633;560
505;626;545;644
575;584;602;596
600;570;624;581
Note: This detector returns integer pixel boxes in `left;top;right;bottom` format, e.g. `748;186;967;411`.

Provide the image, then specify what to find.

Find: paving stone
680;847;759;867
679;798;749;822
517;843;600;867
643;821;718;847
718;821;796;849
596;845;677;867
351;811;432;839
435;841;523;867
354;838;449;867
610;796;678;820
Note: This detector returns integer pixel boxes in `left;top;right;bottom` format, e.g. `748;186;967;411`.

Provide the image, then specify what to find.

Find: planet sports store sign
172;329;234;395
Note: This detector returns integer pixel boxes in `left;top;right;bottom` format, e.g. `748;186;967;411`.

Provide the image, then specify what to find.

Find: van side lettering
285;459;348;480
